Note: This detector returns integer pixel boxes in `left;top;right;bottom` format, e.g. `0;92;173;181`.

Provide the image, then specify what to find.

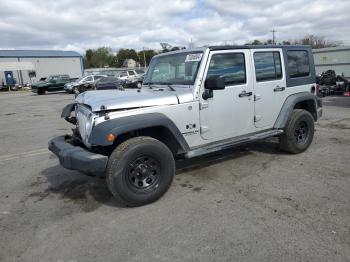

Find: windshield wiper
143;82;154;89
167;84;175;92
158;82;175;91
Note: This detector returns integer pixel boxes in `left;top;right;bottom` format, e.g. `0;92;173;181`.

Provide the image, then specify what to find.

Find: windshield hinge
200;126;209;133
200;101;209;110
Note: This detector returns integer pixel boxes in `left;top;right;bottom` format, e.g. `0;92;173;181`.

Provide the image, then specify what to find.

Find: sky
0;0;350;54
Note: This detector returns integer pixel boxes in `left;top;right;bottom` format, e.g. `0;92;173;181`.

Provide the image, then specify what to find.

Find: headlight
76;105;94;145
85;113;94;138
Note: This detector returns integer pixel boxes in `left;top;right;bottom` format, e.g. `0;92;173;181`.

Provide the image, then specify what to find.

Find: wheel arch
89;113;190;155
274;92;318;129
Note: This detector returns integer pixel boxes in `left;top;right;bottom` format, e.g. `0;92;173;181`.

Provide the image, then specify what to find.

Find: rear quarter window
287;51;310;78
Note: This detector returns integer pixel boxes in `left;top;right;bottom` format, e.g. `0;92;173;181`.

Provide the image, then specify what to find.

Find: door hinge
254;94;261;101
254;115;262;122
200;126;209;133
199;101;209;110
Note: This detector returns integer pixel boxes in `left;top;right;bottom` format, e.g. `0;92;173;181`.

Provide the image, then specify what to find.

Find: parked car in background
31;75;72;95
95;77;126;90
117;69;144;80
74;77;139;96
64;75;106;93
117;69;145;88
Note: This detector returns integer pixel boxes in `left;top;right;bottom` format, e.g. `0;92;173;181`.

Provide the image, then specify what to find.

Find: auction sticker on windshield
185;53;203;62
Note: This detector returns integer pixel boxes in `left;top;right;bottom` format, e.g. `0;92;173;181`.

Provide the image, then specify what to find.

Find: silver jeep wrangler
49;45;322;206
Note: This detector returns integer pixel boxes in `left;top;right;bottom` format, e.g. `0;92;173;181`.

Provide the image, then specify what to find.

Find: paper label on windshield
185;53;203;62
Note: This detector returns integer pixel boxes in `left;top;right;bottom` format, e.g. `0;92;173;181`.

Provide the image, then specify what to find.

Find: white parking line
0;149;50;162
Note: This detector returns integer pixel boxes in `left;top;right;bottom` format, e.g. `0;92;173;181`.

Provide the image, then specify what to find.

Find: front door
199;50;255;141
252;49;287;128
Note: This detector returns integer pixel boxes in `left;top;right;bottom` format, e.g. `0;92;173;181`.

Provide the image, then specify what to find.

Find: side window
254;52;282;82
128;71;135;76
207;53;246;86
287;51;310;78
85;76;93;82
120;72;128;77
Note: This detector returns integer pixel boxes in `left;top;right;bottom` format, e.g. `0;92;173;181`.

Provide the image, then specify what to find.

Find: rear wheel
280;109;314;154
106;136;175;207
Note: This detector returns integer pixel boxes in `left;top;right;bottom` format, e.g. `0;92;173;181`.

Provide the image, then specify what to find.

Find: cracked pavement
0;92;349;262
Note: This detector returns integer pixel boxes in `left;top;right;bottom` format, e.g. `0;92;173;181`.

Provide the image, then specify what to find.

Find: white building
0;50;83;86
313;46;350;76
122;59;139;68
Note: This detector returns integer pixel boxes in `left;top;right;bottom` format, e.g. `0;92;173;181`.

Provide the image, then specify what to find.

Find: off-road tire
37;88;46;95
106;136;175;207
280;109;314;154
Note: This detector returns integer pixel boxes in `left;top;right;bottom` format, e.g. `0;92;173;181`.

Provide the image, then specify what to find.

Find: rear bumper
48;136;108;176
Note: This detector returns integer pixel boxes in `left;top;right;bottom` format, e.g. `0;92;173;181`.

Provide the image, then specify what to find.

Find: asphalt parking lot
0;91;349;262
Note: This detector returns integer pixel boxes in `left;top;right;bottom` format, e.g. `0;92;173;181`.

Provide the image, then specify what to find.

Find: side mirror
204;76;225;90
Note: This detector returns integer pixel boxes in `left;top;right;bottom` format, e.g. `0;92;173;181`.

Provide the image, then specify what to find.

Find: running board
184;129;283;159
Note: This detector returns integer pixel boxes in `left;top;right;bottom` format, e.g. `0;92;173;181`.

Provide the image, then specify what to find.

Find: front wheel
106;136;175;207
37;88;46;95
280;109;315;154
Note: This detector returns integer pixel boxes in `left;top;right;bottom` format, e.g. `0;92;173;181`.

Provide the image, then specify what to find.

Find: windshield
48;76;58;81
144;51;203;86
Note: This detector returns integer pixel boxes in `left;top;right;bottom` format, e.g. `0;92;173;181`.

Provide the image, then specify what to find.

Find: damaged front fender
61;103;77;124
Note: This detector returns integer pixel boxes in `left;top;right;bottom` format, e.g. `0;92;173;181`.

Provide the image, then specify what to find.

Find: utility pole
189;38;194;49
143;47;147;68
271;29;277;45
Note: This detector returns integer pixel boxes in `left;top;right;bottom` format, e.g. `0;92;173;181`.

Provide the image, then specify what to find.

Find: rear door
252;49;287;128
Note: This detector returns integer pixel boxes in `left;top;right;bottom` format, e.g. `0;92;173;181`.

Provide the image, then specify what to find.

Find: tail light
314;84;319;95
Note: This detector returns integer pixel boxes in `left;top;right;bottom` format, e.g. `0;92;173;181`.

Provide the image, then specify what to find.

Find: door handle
274;86;285;92
239;91;253;97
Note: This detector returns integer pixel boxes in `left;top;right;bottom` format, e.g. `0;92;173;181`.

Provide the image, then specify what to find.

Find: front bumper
48;136;108;176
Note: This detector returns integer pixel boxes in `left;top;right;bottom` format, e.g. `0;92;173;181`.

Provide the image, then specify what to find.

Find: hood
32;80;47;87
75;88;194;112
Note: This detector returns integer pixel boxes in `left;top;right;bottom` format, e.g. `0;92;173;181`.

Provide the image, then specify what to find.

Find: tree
137;49;157;67
251;39;263;45
293;35;338;49
83;47;114;68
28;70;36;84
85;49;94;68
115;49;139;67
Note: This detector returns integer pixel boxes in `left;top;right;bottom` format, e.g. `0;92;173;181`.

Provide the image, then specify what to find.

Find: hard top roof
208;45;311;50
154;45;311;57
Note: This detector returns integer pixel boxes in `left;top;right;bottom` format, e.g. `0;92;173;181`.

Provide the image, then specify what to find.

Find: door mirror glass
205;76;225;90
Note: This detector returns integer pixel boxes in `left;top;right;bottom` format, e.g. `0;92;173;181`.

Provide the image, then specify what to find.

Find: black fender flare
274;92;318;129
88;113;190;151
